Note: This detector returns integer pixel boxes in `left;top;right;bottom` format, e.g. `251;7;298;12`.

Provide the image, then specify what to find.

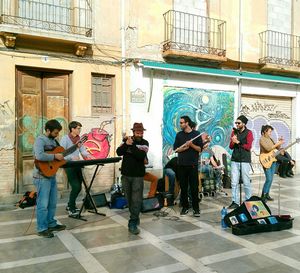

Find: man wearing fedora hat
117;122;149;235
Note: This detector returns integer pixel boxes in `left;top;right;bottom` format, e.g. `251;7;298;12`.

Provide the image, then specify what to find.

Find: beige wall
208;0;267;63
0;46;126;196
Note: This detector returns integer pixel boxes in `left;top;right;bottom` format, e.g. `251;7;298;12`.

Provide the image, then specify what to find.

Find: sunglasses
235;122;241;125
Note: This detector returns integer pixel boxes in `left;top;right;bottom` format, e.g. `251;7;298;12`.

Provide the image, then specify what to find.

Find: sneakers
48;224;66;232
180;208;189;216
128;226;140;235
38;230;54;238
266;194;274;201
68;209;79;217
193;210;201;217
228;202;239;209
66;206;80;212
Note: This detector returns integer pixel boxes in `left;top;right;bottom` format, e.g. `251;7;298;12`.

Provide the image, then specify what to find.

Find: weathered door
16;69;69;193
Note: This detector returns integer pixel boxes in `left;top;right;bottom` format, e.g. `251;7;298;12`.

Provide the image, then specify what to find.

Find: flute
174;133;203;152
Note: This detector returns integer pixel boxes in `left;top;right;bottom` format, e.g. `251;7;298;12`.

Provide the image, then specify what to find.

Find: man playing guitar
33;119;66;238
259;125;284;202
61;121;93;217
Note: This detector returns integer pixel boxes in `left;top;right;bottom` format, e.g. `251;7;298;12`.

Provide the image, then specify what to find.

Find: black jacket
116;138;149;177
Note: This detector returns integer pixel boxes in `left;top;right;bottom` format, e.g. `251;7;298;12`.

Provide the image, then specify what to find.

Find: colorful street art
18;115;68;153
83;119;113;159
163;86;235;164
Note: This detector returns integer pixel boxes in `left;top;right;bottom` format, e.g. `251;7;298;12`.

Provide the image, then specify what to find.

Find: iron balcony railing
163;10;226;57
259;30;300;67
0;0;92;37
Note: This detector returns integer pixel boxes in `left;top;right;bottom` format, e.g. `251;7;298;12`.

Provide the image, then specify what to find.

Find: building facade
0;0;299;197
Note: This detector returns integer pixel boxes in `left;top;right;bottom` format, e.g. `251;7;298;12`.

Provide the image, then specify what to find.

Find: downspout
237;0;243;113
121;0;126;134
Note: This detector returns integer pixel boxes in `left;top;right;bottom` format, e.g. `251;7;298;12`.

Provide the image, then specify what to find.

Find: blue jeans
262;162;277;194
231;162;252;204
164;168;175;194
33;176;58;232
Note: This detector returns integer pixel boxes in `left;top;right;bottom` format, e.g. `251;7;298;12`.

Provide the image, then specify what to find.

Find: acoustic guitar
259;138;300;169
35;135;88;177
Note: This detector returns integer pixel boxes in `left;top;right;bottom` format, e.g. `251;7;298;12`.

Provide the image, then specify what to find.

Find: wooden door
16;70;69;193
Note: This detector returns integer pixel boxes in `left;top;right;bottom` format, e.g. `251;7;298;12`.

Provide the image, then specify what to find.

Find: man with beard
117;122;149;235
174;116;203;217
33;119;66;238
228;115;254;209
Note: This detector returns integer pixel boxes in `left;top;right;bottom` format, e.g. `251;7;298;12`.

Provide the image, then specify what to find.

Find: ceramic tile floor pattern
1;175;300;273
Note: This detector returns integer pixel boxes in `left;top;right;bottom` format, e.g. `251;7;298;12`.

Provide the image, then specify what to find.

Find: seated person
144;172;158;198
199;146;223;191
276;150;295;178
164;156;178;195
144;157;158;198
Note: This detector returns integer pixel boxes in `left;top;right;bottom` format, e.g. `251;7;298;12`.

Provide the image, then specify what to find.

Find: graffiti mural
0;100;14;150
163;87;235;164
241;101;291;152
18;115;68;153
83;119;113;159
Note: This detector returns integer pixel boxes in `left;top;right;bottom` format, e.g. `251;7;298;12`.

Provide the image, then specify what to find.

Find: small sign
131;88;146;103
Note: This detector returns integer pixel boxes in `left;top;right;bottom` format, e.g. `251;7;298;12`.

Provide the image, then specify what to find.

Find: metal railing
259;30;300;67
163;10;226;57
0;0;92;37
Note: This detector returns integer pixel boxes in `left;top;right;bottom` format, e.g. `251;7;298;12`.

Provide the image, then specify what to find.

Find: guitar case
224;196;293;235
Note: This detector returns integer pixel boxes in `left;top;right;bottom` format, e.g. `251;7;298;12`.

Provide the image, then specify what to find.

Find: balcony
259;30;300;75
0;0;93;49
162;10;226;64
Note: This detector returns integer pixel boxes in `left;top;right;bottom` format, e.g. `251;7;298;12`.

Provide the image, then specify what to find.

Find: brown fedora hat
131;122;146;131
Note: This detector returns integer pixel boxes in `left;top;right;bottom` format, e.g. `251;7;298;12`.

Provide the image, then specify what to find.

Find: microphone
233;127;239;135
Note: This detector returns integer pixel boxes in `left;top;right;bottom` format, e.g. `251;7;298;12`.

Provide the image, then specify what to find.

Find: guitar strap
54;139;60;147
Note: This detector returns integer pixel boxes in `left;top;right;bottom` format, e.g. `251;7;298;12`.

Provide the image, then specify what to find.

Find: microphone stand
234;128;243;206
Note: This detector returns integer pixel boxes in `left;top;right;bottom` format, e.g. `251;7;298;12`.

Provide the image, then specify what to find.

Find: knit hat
131;122;146;131
237;115;248;125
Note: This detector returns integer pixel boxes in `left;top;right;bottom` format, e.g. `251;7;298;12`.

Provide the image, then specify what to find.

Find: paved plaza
0;174;300;273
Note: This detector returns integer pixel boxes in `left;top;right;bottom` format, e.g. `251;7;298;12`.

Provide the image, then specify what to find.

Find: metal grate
0;0;92;37
259;30;300;67
163;10;226;57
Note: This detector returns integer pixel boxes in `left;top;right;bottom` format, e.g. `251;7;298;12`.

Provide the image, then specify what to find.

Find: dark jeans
122;175;144;228
65;167;83;210
178;165;199;211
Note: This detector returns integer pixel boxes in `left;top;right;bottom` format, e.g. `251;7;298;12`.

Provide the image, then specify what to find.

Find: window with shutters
91;74;114;115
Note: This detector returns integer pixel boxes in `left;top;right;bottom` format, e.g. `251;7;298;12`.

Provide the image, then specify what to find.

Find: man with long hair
174;116;203;217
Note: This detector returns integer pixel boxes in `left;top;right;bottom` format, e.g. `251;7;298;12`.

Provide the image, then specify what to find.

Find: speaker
84;193;107;209
141;196;163;212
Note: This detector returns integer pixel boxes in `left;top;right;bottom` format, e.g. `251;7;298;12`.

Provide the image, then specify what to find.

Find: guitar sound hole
50;166;53;169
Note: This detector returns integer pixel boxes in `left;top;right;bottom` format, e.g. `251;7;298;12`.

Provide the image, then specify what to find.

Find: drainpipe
121;0;126;134
237;0;243;113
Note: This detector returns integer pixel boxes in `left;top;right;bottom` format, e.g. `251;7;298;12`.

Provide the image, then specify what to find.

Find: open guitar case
224;196;293;235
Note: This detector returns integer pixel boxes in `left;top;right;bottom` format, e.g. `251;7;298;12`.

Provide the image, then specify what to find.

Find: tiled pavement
0;174;300;273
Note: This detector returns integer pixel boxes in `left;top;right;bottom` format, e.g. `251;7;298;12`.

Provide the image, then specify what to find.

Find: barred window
91;74;114;115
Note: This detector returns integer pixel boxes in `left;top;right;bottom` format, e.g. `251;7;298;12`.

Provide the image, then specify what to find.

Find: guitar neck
275;140;297;156
62;144;78;157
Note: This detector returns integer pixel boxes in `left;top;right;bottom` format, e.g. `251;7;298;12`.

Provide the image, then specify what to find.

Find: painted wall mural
240;101;291;152
0;100;14;150
162;86;235;164
18;115;68;153
83;119;113;159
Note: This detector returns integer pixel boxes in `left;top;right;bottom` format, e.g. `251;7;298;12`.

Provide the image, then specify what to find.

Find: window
91;74;114;115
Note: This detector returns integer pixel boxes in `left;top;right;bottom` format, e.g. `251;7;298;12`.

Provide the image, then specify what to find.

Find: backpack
16;191;37;209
